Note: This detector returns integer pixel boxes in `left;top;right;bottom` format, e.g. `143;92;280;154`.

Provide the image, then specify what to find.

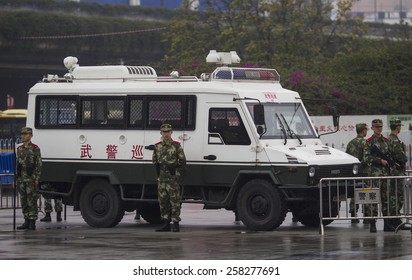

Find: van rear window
36;97;77;128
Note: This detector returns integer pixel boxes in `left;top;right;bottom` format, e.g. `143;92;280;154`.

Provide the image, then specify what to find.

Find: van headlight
308;166;316;178
353;164;359;175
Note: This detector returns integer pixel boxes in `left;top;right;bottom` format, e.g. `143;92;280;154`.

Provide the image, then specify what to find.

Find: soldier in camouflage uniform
345;123;368;224
387;119;410;231
16;127;42;230
364;119;395;232
153;123;186;232
40;184;63;222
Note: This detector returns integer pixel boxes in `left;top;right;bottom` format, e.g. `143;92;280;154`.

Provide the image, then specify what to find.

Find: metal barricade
319;175;412;235
0;173;20;209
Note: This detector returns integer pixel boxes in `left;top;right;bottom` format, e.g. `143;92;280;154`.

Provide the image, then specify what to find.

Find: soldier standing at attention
364;119;391;233
16;127;42;230
153;124;186;232
345;123;368;223
387;119;410;231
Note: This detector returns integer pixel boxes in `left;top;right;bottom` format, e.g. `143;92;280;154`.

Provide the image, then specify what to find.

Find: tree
163;0;361;76
324;41;412;114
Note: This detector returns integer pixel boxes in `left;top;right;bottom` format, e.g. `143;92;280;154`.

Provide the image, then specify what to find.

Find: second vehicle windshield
247;103;317;139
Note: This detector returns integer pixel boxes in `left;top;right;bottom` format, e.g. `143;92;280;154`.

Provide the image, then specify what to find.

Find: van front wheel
80;179;124;227
237;179;287;231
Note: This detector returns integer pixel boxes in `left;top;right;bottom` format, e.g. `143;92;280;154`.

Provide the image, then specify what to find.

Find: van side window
147;96;182;129
209;108;251;145
35;95;196;130
81;97;125;128
128;97;144;128
36;96;77;128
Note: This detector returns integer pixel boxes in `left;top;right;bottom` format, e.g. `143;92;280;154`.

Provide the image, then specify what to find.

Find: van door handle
203;155;217;160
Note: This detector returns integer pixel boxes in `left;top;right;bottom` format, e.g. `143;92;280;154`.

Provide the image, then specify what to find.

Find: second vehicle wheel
292;201;338;227
237;179;287;231
80;179;125;228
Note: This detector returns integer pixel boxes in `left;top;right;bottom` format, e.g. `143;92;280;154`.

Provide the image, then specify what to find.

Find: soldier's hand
381;159;388;167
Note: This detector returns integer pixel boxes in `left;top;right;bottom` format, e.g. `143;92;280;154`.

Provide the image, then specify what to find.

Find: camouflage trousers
381;178;404;216
43;197;63;213
363;179;386;217
349;199;359;216
157;179;181;223
363;178;404;217
18;179;39;220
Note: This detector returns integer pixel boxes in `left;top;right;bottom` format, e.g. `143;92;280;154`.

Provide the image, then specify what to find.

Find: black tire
237;179;287;231
80;179;125;228
138;203;162;224
292;201;338;227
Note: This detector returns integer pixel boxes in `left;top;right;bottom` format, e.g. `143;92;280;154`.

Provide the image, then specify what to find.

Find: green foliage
164;0;363;75
164;0;411;115
324;41;412;114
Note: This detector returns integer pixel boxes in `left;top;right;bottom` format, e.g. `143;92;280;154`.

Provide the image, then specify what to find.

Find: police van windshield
247;103;317;139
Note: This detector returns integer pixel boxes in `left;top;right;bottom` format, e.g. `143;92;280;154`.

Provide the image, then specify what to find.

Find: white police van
26;51;359;230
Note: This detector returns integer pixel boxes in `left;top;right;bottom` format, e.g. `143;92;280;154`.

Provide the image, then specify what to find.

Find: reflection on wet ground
1;204;412;260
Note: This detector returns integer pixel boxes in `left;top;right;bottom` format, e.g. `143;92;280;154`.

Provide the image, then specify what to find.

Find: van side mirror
253;104;265;125
331;107;340;128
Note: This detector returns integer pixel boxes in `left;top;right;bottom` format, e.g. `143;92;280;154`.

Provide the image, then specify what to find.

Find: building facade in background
338;0;412;24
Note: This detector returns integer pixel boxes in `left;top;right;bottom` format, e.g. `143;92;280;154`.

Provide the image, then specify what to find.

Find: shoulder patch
366;137;373;142
382;137;390;142
172;141;181;145
31;143;39;148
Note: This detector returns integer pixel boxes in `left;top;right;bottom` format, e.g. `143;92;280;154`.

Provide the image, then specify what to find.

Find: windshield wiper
275;113;287;145
280;113;302;145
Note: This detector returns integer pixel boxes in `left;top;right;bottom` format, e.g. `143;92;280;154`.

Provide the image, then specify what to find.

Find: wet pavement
1;203;412;260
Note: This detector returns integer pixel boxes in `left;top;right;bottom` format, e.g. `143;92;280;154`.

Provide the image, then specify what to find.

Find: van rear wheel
80;179;124;227
237;179;287;231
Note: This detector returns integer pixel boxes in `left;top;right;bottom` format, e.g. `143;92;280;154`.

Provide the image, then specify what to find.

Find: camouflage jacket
152;139;186;181
346;136;368;175
388;133;407;173
364;134;391;176
16;142;42;182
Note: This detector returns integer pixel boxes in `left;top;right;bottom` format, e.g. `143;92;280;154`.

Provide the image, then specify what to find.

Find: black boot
56;212;62;222
383;219;396;232
28;219;36;230
172;222;180;232
40;212;51;222
155;220;171;232
350;213;359;224
17;219;29;230
370;219;377;233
